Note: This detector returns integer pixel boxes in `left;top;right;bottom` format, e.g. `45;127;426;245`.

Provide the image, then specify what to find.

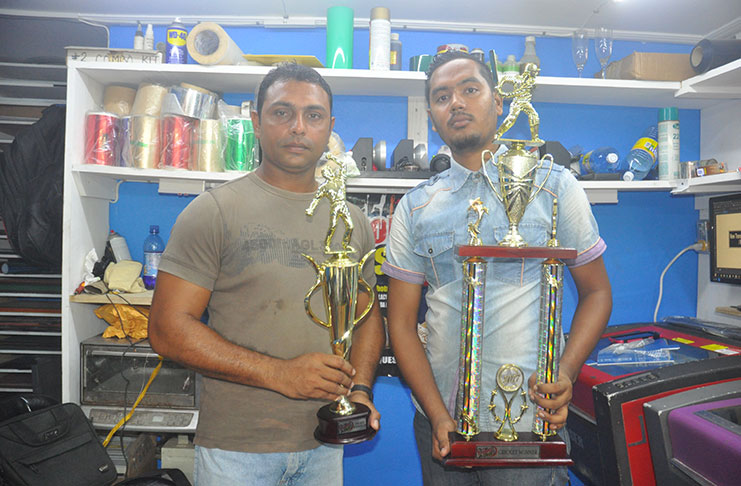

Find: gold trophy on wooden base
446;63;574;467
304;156;376;444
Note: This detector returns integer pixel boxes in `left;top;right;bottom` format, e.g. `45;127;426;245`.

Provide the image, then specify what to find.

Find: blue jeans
413;411;569;486
194;444;343;486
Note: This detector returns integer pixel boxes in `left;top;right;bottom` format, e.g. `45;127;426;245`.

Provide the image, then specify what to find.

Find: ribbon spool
195;119;224;172
131;83;168;117
130;115;160;169
103;85;136;116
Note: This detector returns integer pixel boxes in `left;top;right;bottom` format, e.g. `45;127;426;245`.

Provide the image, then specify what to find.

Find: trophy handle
481;149;503;202
528;154;555;204
353;249;376;326
303;254;331;329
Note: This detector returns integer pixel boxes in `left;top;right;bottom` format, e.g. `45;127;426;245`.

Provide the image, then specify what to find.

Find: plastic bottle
369;7;391;71
142;225;165;290
580;147;622;174
390;33;402;70
144;23;155;51
107;230;132;263
658;107;680;180
519;35;540;72
134;22;144;50
502;55;519;82
622;125;659;181
166;18;188;64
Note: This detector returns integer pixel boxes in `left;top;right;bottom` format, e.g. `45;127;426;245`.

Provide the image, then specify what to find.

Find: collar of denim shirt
445;144;508;194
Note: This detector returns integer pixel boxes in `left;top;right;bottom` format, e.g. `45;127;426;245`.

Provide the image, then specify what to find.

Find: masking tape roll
131;83;168;117
103;85;136;116
187;22;245;66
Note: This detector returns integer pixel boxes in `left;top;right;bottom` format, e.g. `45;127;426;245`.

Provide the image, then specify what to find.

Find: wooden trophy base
444;432;573;467
314;402;377;445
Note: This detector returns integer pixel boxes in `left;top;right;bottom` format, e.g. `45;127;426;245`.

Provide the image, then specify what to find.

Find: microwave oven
80;334;199;433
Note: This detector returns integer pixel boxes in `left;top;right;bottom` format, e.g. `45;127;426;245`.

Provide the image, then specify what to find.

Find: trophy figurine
447;63;574;467
303;156;376;444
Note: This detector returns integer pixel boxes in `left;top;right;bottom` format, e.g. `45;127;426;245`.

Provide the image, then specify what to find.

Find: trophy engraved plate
303;155;376;444
446;64;573;468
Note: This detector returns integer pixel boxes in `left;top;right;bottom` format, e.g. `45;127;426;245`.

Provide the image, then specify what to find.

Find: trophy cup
303;156;377;444
446;63;574;467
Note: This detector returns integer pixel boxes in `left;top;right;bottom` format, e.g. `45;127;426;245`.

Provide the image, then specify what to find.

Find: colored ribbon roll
187;22;245;66
169;83;217;119
195;119;224;172
223;117;255;172
130;115;160;169
131;83;168;117
690;39;741;74
326;6;354;69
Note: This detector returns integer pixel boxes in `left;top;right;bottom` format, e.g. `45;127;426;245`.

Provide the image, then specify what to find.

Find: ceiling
2;0;741;44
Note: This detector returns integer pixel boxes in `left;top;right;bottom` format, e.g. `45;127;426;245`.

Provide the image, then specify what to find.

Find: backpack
0;105;65;271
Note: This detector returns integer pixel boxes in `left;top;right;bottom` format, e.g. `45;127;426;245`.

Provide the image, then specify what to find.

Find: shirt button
428;248;434;254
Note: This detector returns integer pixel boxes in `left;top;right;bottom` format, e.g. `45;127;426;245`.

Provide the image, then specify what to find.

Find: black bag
0;402;116;486
0;105;65;271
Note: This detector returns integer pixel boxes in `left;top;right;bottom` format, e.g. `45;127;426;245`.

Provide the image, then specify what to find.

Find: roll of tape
103;85;136;116
187;22;245;66
131;83;168;116
130;115;160;169
195;119;224;172
170;84;217;119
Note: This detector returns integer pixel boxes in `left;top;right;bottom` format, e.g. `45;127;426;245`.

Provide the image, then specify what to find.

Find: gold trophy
447;64;574;467
303;156;377;444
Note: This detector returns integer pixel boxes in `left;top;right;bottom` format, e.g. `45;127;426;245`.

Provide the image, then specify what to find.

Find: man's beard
448;133;485;153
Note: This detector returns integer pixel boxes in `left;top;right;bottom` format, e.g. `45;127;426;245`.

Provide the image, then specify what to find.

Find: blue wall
106;24;700;485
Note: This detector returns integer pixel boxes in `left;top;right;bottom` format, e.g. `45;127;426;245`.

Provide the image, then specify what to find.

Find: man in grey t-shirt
149;64;384;485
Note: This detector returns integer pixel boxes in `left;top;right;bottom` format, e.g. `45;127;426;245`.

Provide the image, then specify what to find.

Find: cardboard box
598;52;695;81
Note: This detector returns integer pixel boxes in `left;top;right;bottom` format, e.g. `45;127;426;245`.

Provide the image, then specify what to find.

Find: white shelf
68;61;741;108
676;58;741;100
74;163;738;204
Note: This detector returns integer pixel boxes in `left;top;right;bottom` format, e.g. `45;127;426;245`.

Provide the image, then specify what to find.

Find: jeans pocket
413;232;455;288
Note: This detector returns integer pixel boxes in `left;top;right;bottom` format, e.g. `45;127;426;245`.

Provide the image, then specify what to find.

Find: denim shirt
382;148;606;432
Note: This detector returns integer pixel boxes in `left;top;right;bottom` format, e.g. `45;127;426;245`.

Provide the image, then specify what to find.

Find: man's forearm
349;298;385;388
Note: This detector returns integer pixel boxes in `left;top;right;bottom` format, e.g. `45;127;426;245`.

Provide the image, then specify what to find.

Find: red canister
161;114;195;170
84;112;119;165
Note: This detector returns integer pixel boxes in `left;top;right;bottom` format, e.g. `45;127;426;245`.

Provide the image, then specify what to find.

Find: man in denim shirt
383;51;612;485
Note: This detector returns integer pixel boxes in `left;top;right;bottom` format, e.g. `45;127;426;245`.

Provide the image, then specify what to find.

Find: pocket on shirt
490;221;549;286
413;232;455;288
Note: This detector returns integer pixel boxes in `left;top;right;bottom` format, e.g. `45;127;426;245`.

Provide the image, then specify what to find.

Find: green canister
223;117;254;171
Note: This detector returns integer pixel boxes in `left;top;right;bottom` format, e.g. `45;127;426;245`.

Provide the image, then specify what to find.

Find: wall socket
697;219;709;253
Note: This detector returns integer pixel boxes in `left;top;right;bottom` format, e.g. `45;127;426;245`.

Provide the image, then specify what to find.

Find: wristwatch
350;384;374;402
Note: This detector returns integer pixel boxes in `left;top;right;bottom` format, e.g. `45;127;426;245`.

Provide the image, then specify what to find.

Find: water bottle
580;146;622;174
166;18;188;64
143;225;165;290
622;125;659;181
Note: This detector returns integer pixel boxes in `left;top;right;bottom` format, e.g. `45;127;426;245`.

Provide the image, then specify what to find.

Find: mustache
447;112;473;126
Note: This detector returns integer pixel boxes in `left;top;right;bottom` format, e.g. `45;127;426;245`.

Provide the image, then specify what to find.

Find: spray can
369;7;391;71
658;107;680;180
166;18;188;64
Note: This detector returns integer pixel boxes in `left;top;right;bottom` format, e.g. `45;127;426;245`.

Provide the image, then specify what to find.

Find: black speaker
351;138;374;172
392;139;415;170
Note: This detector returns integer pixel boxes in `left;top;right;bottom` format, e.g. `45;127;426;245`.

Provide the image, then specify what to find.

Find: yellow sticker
701;344;728;352
672;337;694;344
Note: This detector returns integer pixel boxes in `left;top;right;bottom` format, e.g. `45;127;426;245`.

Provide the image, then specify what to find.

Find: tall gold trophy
446;64;574;467
303;156;377;444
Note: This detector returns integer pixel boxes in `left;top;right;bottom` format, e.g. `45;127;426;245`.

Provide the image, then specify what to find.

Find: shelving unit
62;59;741;403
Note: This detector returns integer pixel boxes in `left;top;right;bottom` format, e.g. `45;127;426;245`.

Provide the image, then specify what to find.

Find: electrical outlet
697;220;709;253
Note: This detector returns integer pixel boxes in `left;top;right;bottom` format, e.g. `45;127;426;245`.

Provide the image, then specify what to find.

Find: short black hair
256;63;333;117
425;50;496;106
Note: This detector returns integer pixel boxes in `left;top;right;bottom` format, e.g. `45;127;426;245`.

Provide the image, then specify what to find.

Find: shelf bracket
158;178;206;195
585;188;618;204
72;171;119;200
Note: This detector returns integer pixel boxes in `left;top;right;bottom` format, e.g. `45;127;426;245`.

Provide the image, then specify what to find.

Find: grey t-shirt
159;171;376;453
